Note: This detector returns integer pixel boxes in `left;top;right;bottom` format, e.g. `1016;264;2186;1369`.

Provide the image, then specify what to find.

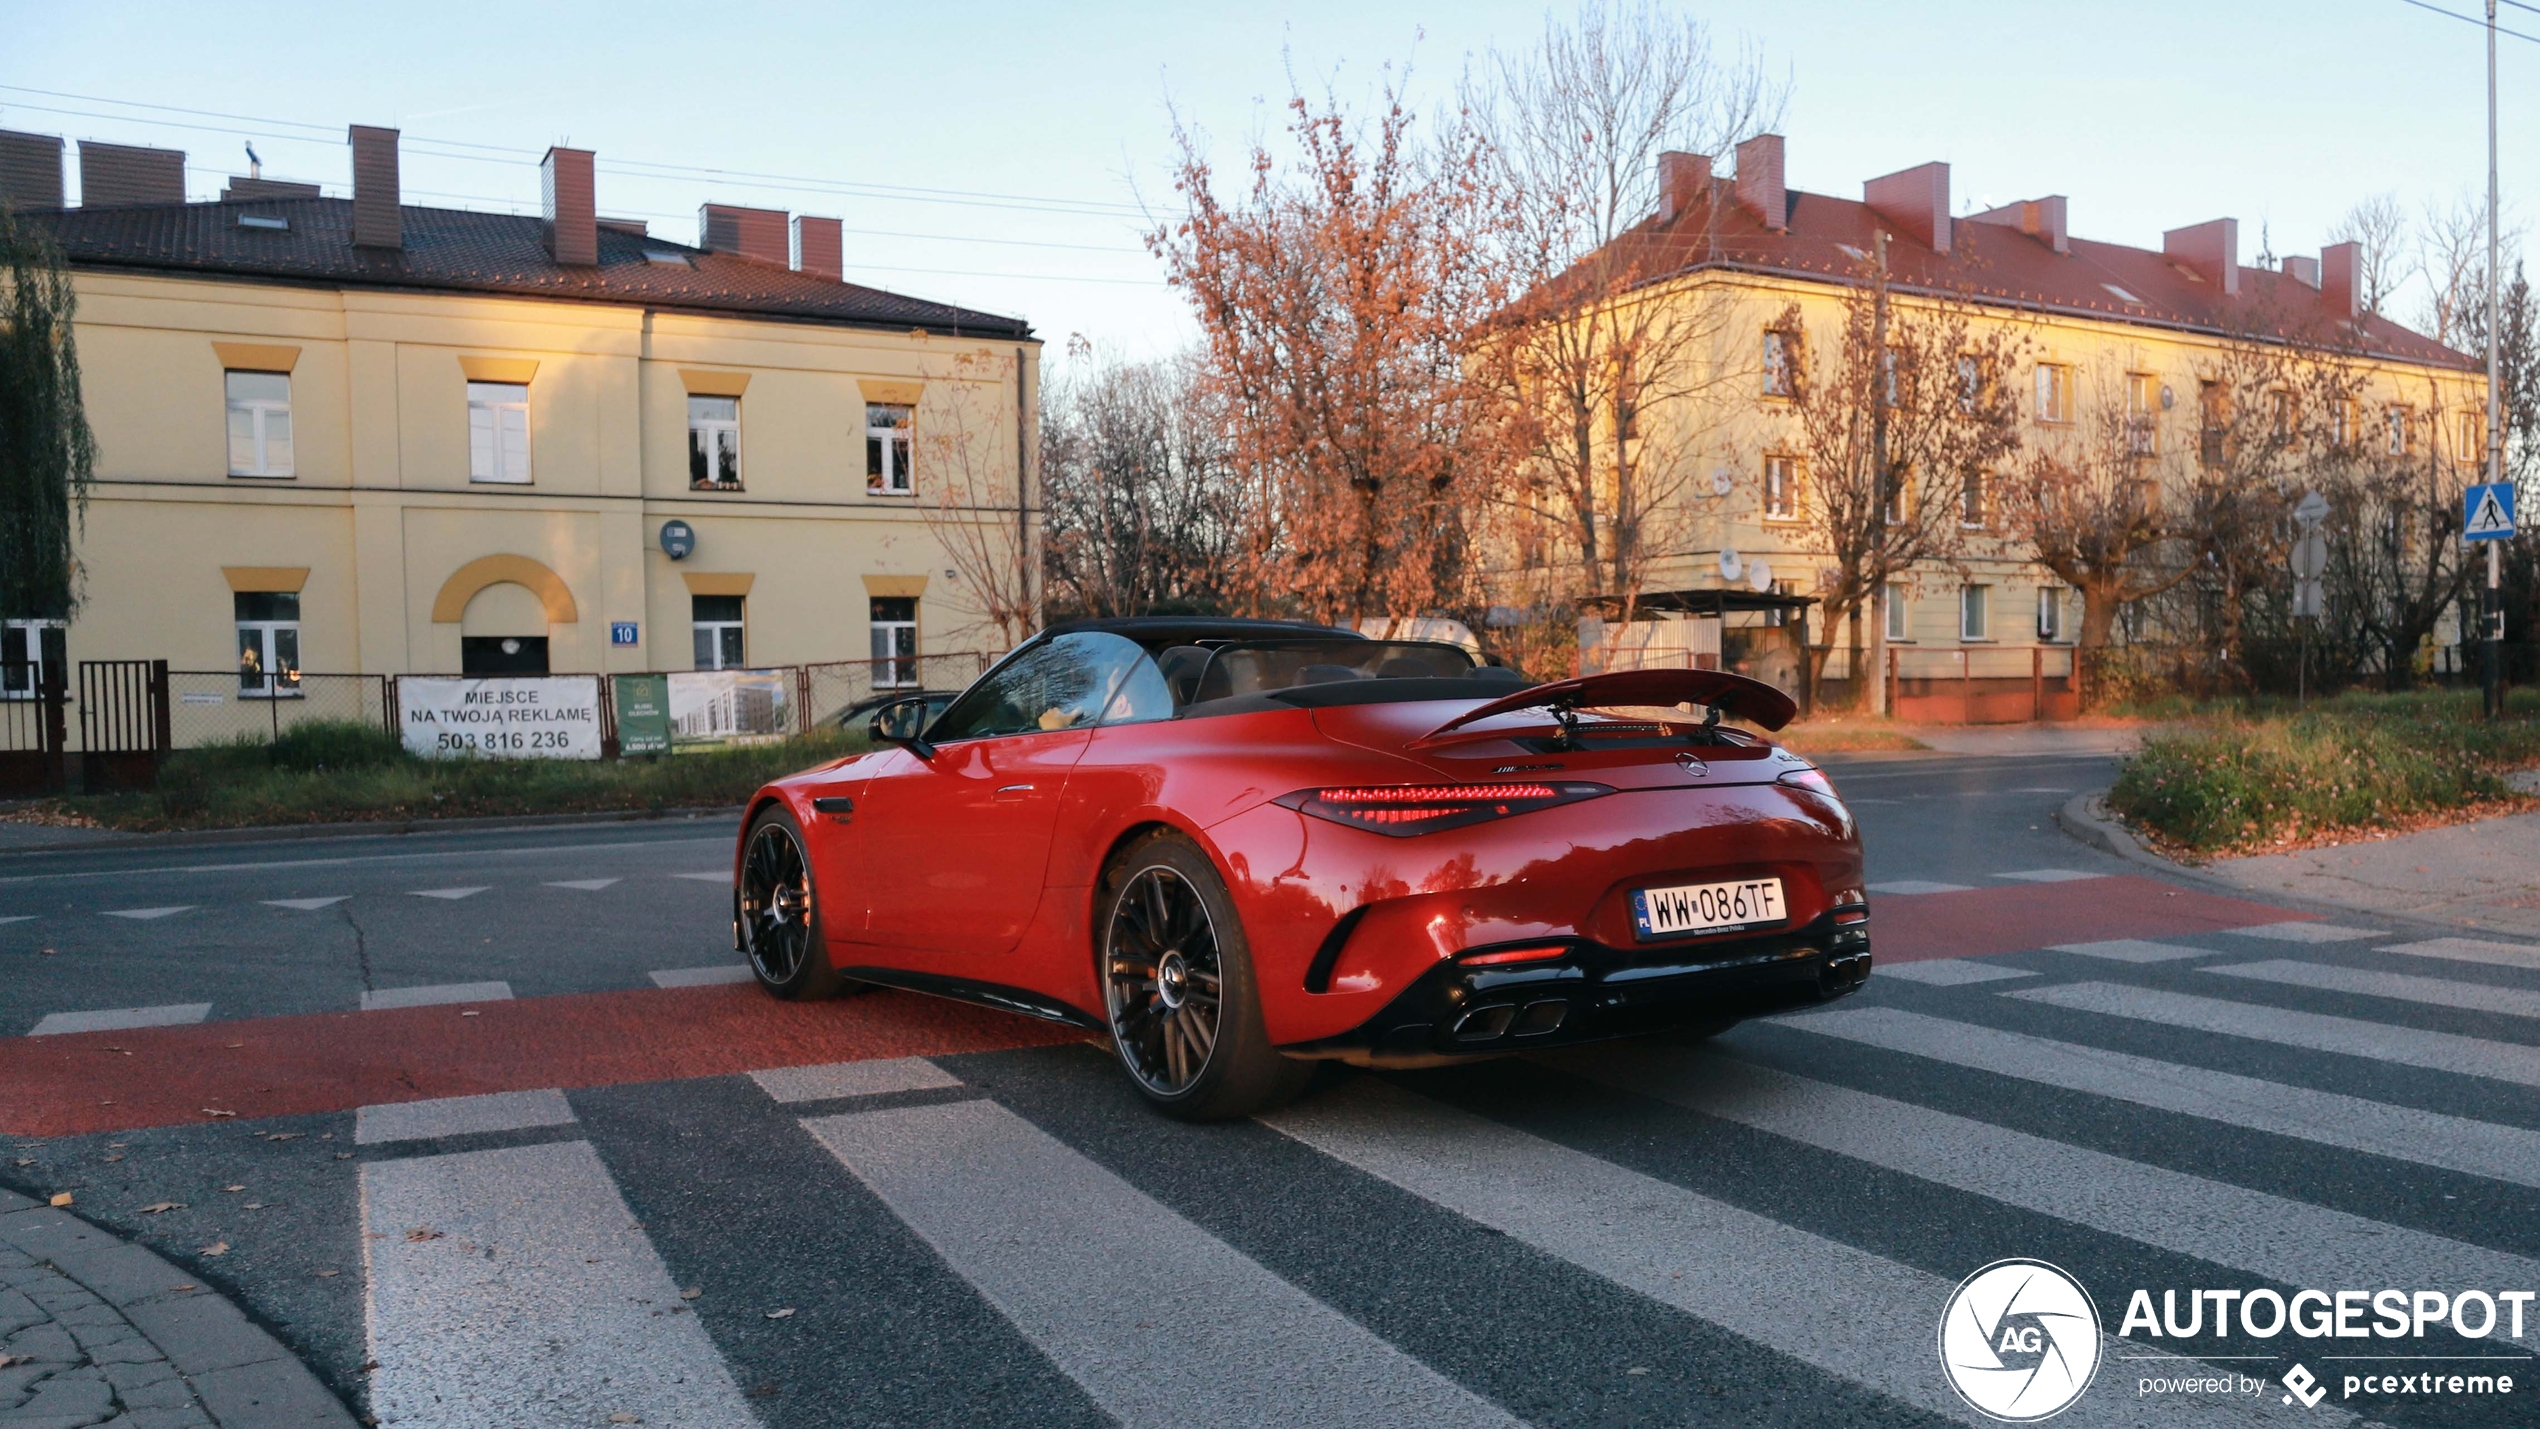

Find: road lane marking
806;1098;1519;1429
408;886;491;900
647;965;754;988
2049;938;2219;963
1993;868;2101;882
1865;880;1973;895
359;981;514;1012
1874;959;2038;986
2009;981;2540;1089
2005;786;2075;794
669;872;727;882
0;915;32;925
2224;921;2380;943
356;1088;577;1145
752;1057;958;1103
1554;1043;2540;1295
362;1139;756;1427
2382;937;2540;971
102;906;193;920
28;1004;211;1036
1265;1077;2333;1429
0;835;731;886
2205;959;2540;1020
544;878;620;891
1788;1006;2540;1189
262;896;349;910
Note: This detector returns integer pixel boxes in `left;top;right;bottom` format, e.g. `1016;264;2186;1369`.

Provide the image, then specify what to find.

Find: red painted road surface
1;875;2303;1136
1869;875;2309;963
0;984;1085;1137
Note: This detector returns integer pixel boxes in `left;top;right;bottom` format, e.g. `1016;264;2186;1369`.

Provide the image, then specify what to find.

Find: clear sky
8;1;2529;361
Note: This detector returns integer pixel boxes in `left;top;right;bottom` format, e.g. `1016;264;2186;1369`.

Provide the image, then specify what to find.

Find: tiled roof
1630;185;2473;372
20;196;1033;338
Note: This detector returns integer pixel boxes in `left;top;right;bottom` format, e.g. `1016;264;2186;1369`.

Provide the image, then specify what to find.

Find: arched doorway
430;555;578;674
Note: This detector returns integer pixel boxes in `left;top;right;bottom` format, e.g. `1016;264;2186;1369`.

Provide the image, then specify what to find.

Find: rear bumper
1277;913;1871;1067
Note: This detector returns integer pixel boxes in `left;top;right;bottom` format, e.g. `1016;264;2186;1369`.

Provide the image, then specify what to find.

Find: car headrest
1155;645;1212;703
1295;663;1365;686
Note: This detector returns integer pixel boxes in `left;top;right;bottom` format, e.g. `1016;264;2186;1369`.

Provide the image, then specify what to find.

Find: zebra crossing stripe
753;1057;958;1103
362;1139;757;1427
1790;1007;2540;1189
1264;1078;2336;1428
28;1003;211;1036
2010;981;2540;1089
355;1088;577;1145
2049;939;2217;963
1875;959;2037;986
804;1098;1519;1429
2205;959;2540;1021
359;981;514;1012
1552;1044;2539;1295
2382;937;2540;971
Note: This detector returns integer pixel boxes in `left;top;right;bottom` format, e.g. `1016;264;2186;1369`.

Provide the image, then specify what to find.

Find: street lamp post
2483;0;2504;719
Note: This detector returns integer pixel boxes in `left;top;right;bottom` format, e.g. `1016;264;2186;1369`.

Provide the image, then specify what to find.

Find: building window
1761;329;1797;398
870;597;917;687
2198;380;2228;466
1884;582;1910;642
1;619;65;700
866;404;914;495
1762;455;1800;521
1960;470;1987;529
2033;363;2072;424
692;595;746;670
2268;389;2293;440
2124;372;2159;454
1955;354;1984;414
688;396;741;490
2457;410;2485;464
235;591;301;697
468;381;531;484
1960;584;1990;642
2330;398;2357;448
225;371;294;478
2384;407;2410;457
2036;587;2064;642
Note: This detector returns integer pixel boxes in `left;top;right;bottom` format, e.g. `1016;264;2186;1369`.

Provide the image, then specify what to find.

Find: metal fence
168;670;393;750
0;663;68;796
1887;646;2080;724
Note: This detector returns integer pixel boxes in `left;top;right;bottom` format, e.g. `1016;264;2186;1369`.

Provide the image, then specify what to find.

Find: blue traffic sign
610;622;640;646
2465;482;2517;541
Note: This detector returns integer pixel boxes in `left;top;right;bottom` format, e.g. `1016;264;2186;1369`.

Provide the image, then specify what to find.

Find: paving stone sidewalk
0;1189;351;1429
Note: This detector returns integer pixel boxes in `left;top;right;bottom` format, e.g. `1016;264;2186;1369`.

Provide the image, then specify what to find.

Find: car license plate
1631;877;1786;940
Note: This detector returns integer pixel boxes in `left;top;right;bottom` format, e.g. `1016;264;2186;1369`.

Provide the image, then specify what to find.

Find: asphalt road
8;750;2540;1428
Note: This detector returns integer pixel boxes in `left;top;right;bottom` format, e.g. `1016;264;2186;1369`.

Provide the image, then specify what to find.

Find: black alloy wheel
1098;832;1312;1120
737;808;853;1000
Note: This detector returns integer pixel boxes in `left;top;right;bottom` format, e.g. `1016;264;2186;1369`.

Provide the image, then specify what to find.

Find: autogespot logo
1940;1259;2104;1421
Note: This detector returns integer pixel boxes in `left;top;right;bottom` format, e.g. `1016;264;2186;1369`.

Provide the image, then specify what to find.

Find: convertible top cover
1423;667;1801;736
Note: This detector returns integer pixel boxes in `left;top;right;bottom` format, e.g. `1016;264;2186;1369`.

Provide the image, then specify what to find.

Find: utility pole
2484;0;2504;718
1866;229;1890;714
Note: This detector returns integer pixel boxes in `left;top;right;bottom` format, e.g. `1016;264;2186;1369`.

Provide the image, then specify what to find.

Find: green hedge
57;720;866;832
2107;690;2540;856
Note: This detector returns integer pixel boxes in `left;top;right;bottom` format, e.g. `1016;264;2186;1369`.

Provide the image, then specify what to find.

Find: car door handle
993;783;1034;801
811;796;854;816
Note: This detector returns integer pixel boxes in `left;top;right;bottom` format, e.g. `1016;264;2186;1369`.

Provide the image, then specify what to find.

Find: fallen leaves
764;1308;795;1320
168;1284;195;1294
314;1269;339;1278
202;1109;236;1119
48;1192;71;1207
223;1185;245;1193
609;1415;642;1424
262;1132;304;1142
197;1241;228;1257
679;1287;701;1300
404;1227;444;1243
138;1202;186;1215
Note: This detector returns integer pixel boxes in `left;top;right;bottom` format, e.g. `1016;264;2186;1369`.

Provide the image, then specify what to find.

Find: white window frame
1761;329;1796;398
1762;455;1800;521
870;598;918;687
2124;373;2159;454
234;594;302;699
2033;363;2072;424
1960;469;1987;529
2036;587;2065;642
225;370;294;478
866;403;915;496
468;381;532;484
1883;582;1910;642
1960;583;1991;642
691;596;746;671
1;618;64;700
688;396;742;489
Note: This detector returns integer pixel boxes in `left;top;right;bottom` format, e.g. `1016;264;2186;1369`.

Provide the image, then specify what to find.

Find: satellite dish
1711;466;1735;497
1719;548;1743;582
1748;558;1774;592
2159;384;2175;411
2293;490;2331;527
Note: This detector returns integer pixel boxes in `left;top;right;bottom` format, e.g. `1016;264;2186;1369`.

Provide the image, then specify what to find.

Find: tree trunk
2073;582;2123;709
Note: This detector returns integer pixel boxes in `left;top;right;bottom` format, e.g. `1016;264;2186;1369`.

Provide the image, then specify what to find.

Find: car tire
736;805;859;1001
1097;830;1311;1122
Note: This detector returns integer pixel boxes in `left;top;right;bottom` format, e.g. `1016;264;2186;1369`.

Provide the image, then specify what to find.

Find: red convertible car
733;618;1869;1119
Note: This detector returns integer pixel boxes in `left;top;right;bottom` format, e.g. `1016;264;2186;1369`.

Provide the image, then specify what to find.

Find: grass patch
2106;688;2540;858
28;720;866;833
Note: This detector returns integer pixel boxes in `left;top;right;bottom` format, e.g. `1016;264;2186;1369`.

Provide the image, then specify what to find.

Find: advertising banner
398;676;603;760
666;669;794;749
610;674;673;756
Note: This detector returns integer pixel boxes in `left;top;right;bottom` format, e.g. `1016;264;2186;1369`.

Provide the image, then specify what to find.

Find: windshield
1179;639;1479;704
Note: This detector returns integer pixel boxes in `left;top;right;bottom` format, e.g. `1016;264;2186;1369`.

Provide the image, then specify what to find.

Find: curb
0;1186;357;1427
0;804;746;859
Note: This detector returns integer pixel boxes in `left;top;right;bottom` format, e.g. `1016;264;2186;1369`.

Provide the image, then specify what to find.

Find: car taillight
1830;886;1869;925
1777;766;1841;798
1273;781;1612;837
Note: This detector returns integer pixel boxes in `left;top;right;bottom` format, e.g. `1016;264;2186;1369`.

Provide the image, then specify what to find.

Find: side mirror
867;696;937;759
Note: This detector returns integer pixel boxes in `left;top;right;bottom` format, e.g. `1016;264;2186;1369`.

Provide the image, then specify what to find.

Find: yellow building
3;125;1038;713
1549;134;2485;712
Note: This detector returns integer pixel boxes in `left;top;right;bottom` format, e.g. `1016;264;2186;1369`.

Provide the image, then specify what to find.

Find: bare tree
2308;373;2478;690
913;348;1038;651
1465;2;1783;623
2327;193;2408;317
1040;341;1247;617
1775;250;2028;708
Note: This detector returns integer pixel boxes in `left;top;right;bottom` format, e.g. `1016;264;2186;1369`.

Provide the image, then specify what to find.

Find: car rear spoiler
1417;668;1800;742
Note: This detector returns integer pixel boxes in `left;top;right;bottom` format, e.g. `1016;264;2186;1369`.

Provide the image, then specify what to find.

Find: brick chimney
2280;255;2320;290
349;125;402;249
793;215;843;281
1864;161;1951;253
77;140;185;207
2320;241;2361;319
221;175;321;202
1734;133;1785;231
0;129;65;211
1656;151;1710;224
1969;195;2068;255
700;203;789;265
542;146;597;266
2162;218;2238;297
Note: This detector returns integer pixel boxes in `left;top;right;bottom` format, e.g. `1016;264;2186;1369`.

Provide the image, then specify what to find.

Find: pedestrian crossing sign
2463;482;2516;541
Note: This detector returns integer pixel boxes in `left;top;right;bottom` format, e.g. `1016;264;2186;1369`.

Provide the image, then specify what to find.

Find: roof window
237;214;289;231
1834;242;1867;261
2101;282;2144;305
644;249;692;267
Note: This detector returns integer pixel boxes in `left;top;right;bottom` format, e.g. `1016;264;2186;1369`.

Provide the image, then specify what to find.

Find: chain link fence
801;652;993;729
167;671;393;750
